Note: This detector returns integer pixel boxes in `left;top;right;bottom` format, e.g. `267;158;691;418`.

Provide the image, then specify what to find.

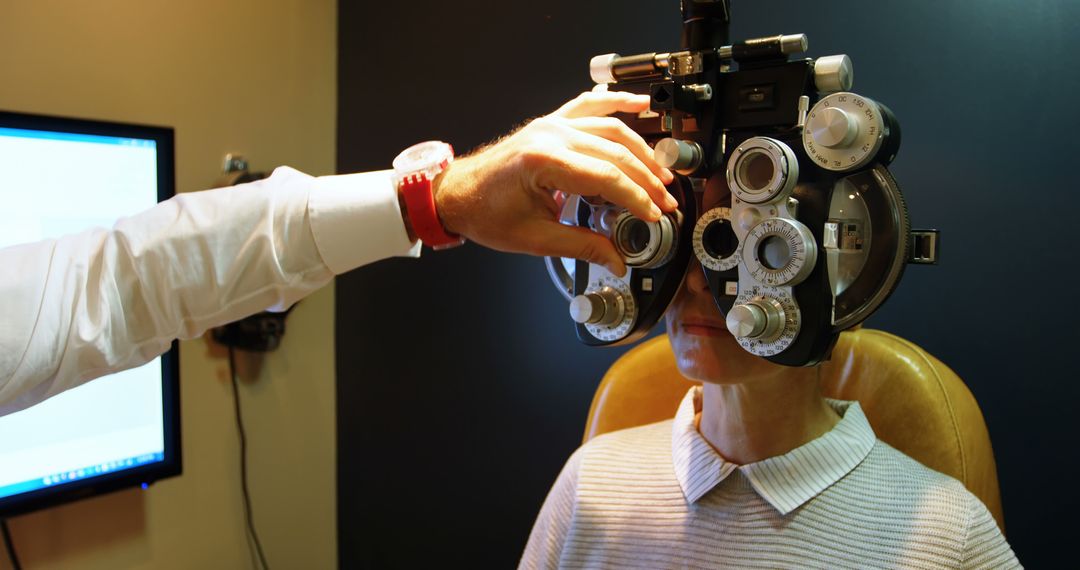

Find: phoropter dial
568;275;637;342
728;286;801;357
803;92;899;172
726;299;784;340
693;207;740;271
570;286;625;326
742;217;818;287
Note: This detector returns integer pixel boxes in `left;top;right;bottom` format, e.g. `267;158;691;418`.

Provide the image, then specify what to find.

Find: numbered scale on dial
568;273;638;342
693;207;741;272
803;92;900;172
742;217;818;287
727;286;801;357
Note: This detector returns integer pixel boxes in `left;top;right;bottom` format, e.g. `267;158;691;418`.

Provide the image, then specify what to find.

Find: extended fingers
565;130;676;213
523;219;627;277
534;147;663;222
551;90;651;119
567;116;676;194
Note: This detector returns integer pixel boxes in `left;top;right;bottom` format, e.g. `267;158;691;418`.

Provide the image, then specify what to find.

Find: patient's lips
680;316;728;338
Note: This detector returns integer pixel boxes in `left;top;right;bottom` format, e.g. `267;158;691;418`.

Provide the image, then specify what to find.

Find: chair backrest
583;328;1005;531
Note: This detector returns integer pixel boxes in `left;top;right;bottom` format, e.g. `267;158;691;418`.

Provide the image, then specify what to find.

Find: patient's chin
672;335;744;385
675;338;794;388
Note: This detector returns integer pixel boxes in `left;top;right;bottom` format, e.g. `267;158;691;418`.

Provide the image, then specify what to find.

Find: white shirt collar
671;386;876;515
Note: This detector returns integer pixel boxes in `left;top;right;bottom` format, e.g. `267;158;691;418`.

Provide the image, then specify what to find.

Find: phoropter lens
758;235;792;270
726;137;799;205
618;218;652;255
612;211;678;269
702;219;738;261
737;150;776;192
693;207;741;272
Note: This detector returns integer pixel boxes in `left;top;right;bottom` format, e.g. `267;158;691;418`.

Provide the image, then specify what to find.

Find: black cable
1;519;21;570
228;346;270;570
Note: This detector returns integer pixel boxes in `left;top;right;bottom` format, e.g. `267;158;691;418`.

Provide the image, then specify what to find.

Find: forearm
0;166;417;415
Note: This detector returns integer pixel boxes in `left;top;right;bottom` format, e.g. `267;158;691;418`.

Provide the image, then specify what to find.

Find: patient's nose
685;261;710;294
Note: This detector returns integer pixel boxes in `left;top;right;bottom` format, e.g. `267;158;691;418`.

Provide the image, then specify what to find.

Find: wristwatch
392;141;466;250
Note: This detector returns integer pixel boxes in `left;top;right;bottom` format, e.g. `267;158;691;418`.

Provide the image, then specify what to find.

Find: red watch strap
399;172;464;248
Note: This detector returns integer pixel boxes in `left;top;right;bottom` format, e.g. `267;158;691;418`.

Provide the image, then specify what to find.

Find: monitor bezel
0;110;182;518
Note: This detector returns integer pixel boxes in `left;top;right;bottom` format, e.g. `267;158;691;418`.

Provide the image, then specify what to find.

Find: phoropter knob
569;287;624;326
654;138;703;174
813;54;853;93
803;92;898;172
808;107;857;149
590;53;619;85
726;304;766;338
726;299;785;340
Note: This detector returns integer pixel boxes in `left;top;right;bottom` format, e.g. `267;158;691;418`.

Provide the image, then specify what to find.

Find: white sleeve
0;166;419;416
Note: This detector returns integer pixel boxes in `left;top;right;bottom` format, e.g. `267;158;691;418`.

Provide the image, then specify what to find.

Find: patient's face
664;178;779;384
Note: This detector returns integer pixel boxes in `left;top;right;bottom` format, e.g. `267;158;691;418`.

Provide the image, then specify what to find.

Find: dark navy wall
337;1;1078;567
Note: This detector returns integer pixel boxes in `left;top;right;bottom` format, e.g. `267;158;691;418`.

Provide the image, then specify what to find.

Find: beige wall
0;1;338;568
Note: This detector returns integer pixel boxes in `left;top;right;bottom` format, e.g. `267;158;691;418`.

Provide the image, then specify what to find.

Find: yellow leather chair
583;328;1005;532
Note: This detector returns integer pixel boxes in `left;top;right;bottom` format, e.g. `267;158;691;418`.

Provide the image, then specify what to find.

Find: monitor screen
0;111;180;517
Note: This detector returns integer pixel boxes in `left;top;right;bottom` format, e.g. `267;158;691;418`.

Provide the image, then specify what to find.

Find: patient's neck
697;367;840;465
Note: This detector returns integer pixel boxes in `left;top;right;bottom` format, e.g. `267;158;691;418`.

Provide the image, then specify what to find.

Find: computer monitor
0;110;181;517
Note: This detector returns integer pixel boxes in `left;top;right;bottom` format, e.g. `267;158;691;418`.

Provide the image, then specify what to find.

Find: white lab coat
0;166;419;416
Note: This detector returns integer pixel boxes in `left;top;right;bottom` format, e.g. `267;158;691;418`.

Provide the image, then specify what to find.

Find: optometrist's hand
431;90;677;276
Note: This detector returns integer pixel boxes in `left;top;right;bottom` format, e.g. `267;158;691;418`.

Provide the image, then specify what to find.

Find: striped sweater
520;388;1020;569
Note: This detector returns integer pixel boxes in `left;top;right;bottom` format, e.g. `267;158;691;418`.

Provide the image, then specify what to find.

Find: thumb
527;221;627;277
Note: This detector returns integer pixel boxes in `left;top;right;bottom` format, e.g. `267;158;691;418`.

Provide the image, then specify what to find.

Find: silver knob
684;83;713;101
814;54;853;93
726;299;785;339
808;107;857;149
569;288;624;326
780;34;809;55
590;53;618;85
654;138;703;173
726;304;767;338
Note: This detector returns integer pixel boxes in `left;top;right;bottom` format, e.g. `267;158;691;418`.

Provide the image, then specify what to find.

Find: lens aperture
738;150;776;192
702;219;738;260
618;218;652;255
612;211;678;269
758;235;792;270
693;207;741;272
727;137;799;205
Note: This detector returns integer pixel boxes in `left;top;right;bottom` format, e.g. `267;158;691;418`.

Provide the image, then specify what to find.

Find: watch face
393;141;453;175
